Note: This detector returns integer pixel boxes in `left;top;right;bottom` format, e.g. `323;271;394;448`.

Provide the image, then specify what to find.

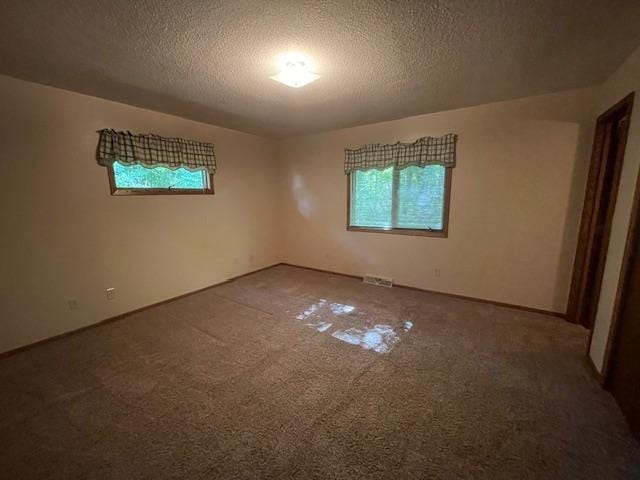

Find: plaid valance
96;129;217;174
344;134;457;174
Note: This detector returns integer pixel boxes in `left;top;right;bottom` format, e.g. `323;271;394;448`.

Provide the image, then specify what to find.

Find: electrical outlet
434;268;441;278
67;299;78;310
106;288;116;300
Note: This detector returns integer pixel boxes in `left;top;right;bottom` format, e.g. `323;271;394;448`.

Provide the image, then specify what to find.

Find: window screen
350;165;448;233
108;161;213;195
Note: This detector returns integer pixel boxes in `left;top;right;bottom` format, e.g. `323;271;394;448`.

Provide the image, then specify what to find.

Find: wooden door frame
601;155;640;386
567;93;634;331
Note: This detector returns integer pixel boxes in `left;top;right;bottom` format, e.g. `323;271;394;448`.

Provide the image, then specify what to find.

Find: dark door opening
568;93;634;329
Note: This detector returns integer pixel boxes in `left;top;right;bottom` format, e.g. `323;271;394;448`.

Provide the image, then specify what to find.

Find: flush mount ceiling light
270;52;320;88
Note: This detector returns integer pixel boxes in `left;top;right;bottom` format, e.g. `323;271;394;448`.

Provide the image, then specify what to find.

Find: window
348;165;450;237
107;161;214;195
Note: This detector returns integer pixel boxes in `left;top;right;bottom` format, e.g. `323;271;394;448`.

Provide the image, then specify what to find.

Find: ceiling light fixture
270;52;319;88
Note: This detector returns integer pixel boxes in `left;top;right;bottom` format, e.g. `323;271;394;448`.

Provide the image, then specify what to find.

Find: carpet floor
1;264;639;479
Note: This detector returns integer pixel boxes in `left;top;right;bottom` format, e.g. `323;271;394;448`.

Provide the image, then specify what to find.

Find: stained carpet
1;265;639;479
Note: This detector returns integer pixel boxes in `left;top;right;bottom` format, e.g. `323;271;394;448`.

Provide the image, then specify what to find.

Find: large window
107;161;214;195
348;165;450;237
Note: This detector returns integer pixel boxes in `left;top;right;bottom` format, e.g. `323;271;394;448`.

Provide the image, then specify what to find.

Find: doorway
567;93;634;329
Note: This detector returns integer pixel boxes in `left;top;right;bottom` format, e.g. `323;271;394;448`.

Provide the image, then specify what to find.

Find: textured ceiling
1;1;640;138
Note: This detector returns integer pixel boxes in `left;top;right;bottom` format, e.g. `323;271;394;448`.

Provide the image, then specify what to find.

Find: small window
348;165;451;237
107;161;214;195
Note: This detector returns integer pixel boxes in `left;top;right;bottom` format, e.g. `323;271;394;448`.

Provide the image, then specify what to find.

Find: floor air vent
363;274;393;288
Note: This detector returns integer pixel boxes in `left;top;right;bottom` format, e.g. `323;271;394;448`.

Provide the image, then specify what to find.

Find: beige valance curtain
96;129;217;174
344;134;457;174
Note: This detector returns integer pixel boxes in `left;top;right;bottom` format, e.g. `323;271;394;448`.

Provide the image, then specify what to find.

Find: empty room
2;1;640;478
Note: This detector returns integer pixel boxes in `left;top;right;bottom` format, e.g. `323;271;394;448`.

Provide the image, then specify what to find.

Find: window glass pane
113;161;207;189
396;165;445;229
351;167;393;228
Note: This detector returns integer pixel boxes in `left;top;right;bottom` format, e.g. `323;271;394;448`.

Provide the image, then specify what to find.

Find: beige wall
589;45;640;372
0;75;281;353
280;88;597;313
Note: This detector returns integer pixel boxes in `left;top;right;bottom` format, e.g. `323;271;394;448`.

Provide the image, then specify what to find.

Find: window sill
347;226;447;238
110;188;214;196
